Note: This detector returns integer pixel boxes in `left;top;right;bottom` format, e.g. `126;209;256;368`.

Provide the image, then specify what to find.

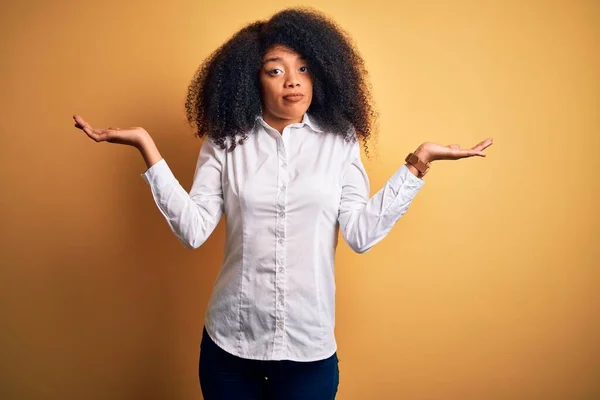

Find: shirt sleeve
140;137;225;249
337;139;425;253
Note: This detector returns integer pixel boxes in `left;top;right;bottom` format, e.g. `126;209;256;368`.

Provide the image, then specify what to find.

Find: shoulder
341;125;360;160
197;135;229;168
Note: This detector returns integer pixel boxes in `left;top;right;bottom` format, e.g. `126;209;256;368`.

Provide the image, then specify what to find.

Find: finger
456;148;485;158
73;116;109;142
73;115;93;132
73;115;87;129
478;138;493;149
464;146;486;156
473;138;493;151
73;116;97;138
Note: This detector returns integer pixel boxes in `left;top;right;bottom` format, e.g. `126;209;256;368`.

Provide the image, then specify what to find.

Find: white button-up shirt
141;113;425;361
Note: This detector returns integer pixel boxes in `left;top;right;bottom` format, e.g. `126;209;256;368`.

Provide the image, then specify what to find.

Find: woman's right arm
74;115;224;249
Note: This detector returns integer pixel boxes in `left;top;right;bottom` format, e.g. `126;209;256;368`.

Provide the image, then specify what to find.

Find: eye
267;68;283;76
299;66;309;73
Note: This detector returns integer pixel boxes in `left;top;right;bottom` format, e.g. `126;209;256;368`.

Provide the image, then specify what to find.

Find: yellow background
1;0;598;399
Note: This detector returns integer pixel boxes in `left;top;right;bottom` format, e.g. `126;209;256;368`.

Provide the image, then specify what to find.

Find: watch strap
405;152;430;176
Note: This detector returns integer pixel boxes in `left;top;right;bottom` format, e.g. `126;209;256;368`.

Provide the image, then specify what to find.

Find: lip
283;93;304;102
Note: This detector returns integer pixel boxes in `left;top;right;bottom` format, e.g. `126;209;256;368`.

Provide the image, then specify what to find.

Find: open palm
73;115;148;148
418;138;493;163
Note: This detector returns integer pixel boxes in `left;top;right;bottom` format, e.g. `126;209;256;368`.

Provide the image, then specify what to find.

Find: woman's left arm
406;138;494;178
338;137;494;253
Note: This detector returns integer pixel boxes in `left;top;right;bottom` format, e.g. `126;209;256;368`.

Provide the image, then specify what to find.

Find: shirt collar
255;112;324;133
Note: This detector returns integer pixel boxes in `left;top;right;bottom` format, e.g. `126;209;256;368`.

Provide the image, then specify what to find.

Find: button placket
273;138;288;357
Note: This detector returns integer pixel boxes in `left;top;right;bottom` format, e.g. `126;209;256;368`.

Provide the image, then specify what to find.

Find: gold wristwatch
405;152;430;177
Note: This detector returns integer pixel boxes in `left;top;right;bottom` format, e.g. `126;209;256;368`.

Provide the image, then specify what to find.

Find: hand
73;115;149;149
415;138;493;164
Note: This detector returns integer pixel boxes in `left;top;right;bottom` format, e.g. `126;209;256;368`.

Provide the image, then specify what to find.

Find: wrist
137;133;163;169
135;130;153;150
414;147;431;164
405;148;431;178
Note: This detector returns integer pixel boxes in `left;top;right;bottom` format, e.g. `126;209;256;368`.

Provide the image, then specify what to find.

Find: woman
73;7;492;400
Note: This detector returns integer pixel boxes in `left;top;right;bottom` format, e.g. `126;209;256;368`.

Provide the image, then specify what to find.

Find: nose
284;70;301;88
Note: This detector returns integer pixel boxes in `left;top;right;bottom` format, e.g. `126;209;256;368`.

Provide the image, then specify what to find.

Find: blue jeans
199;326;340;400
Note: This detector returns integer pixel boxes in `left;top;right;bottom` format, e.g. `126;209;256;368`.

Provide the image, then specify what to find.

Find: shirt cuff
389;164;426;191
140;158;177;188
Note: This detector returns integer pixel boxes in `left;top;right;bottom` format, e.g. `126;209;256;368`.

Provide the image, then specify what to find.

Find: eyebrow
261;56;306;66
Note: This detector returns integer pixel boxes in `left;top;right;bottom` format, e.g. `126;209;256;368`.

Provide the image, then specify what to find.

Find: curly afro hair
185;7;378;156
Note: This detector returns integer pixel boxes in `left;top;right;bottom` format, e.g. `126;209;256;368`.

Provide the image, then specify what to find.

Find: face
259;45;313;131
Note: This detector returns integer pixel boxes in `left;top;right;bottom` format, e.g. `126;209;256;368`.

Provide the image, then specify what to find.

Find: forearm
137;133;163;169
339;161;426;253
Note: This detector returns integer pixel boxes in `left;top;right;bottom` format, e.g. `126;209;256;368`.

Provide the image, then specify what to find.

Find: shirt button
278;238;283;244
278;295;284;302
279;267;284;273
281;161;287;168
279;211;285;217
277;320;284;329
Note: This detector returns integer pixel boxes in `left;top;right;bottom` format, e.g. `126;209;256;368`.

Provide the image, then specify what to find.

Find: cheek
306;87;314;104
260;82;278;103
304;78;313;96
